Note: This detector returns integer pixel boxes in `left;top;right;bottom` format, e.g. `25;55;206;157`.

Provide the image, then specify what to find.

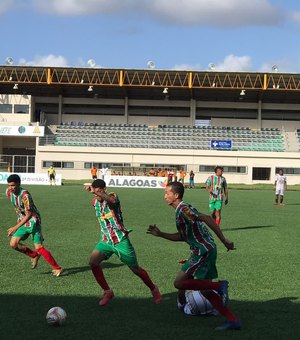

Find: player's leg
279;189;285;205
89;243;114;305
9;234;38;258
116;238;161;304
274;191;279;205
31;224;61;274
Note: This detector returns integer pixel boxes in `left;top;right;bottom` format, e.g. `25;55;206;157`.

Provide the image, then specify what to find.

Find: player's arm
147;224;183;241
7;210;33;236
224;186;229;205
199;213;235;251
205;182;212;194
99;192;117;204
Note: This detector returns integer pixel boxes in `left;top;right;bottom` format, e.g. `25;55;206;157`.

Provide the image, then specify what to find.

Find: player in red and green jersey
5;174;62;276
84;179;161;306
205;166;228;226
147;181;240;331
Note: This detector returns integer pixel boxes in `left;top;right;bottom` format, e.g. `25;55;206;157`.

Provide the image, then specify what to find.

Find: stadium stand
47;123;285;152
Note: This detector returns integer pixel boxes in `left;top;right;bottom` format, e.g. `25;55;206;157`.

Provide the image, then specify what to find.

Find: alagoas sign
104;176;167;189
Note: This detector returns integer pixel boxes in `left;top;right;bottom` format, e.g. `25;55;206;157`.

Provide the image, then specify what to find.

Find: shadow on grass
0;293;299;340
223;225;275;231
40;262;125;276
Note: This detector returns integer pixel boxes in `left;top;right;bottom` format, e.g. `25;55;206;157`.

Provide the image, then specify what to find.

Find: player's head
165;181;184;206
7;174;21;194
279;169;284;175
214;166;224;176
92;179;106;189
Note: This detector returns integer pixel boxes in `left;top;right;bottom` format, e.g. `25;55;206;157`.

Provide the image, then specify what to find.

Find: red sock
203;290;237;321
216;219;220;225
179;279;221;291
137;268;156;290
37;247;60;270
23;247;38;258
91;266;110;291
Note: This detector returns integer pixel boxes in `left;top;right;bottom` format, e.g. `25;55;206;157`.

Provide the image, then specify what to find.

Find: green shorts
181;248;218;279
94;237;138;268
12;222;44;244
209;199;223;212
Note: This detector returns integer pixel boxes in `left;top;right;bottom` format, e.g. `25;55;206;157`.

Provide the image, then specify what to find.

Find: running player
5;174;62;276
274;169;287;206
205;166;228;226
147;181;240;331
84;179;161;306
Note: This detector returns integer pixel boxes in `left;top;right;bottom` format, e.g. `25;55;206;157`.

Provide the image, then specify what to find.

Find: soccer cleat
218;280;229;306
31;254;41;269
51;268;63;277
99;289;114;306
151;285;161;304
280;203;285;206
274;203;278;205
215;320;241;331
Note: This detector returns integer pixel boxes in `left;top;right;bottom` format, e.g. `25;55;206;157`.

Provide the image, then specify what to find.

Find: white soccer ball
46;307;67;326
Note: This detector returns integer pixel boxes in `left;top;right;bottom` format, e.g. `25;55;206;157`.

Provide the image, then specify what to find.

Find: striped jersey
92;192;129;244
206;175;227;200
6;187;41;225
175;201;216;255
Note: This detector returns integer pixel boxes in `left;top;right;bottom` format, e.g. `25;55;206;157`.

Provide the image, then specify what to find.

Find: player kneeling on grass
177;290;219;316
147;181;241;331
84;179;161;306
5;174;62;277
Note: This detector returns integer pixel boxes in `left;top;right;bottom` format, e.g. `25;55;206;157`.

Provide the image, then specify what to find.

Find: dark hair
91;179;106;189
167;181;184;199
7;174;21;184
214;166;224;173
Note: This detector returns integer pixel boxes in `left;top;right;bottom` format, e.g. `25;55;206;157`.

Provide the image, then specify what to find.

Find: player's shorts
181;248;218;280
189;180;194;185
49;174;55;180
94;237;138;267
209;199;223;212
12;222;44;244
275;188;285;196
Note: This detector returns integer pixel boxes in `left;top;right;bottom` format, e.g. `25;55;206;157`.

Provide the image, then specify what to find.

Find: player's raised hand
83;183;93;192
147;224;161;237
223;238;236;251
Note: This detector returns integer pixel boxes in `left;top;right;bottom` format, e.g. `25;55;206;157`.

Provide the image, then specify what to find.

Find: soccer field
0;184;299;340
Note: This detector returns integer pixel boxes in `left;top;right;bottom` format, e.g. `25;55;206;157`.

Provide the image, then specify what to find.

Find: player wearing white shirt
274;169;287;206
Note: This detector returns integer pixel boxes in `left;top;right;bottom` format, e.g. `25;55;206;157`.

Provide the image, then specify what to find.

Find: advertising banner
104;176;168;189
0;172;62;185
0;125;45;137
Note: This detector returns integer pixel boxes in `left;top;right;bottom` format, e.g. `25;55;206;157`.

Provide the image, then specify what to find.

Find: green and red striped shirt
92;192;129;244
175;201;216;255
206;175;227;201
6;187;41;226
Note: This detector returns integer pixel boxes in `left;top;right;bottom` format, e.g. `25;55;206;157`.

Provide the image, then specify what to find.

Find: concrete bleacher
48;123;286;152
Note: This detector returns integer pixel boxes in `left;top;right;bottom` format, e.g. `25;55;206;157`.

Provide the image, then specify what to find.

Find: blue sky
1;0;300;72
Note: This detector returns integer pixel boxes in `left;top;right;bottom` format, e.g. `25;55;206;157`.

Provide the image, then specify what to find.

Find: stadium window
252;167;271;180
14;104;29;114
199;165;246;174
0;104;13;113
275;167;300;175
62;162;74;168
42;161;62;168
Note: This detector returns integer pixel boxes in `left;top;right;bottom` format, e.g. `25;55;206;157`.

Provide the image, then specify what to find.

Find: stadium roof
1;66;300;104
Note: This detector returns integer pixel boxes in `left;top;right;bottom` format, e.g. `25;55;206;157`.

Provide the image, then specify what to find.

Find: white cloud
215;54;252;72
172;63;201;71
0;0;15;14
29;0;282;27
18;54;68;67
149;0;281;26
289;11;300;25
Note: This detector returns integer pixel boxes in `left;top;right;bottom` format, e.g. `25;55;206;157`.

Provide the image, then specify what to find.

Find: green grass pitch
0;184;299;340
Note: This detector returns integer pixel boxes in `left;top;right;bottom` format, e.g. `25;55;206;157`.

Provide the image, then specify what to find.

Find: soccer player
47;165;56;185
5;174;62;276
147;181;240;331
84;179;161;306
274;169;287;206
205;166;228;226
91;166;98;180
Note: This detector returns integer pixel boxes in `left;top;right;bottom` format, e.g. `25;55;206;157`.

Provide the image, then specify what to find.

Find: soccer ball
46;307;67;326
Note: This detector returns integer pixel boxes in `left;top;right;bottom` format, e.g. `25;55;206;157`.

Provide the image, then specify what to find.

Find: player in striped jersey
84;179;161;306
147;181;240;331
5;174;62;276
205;166;228;226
